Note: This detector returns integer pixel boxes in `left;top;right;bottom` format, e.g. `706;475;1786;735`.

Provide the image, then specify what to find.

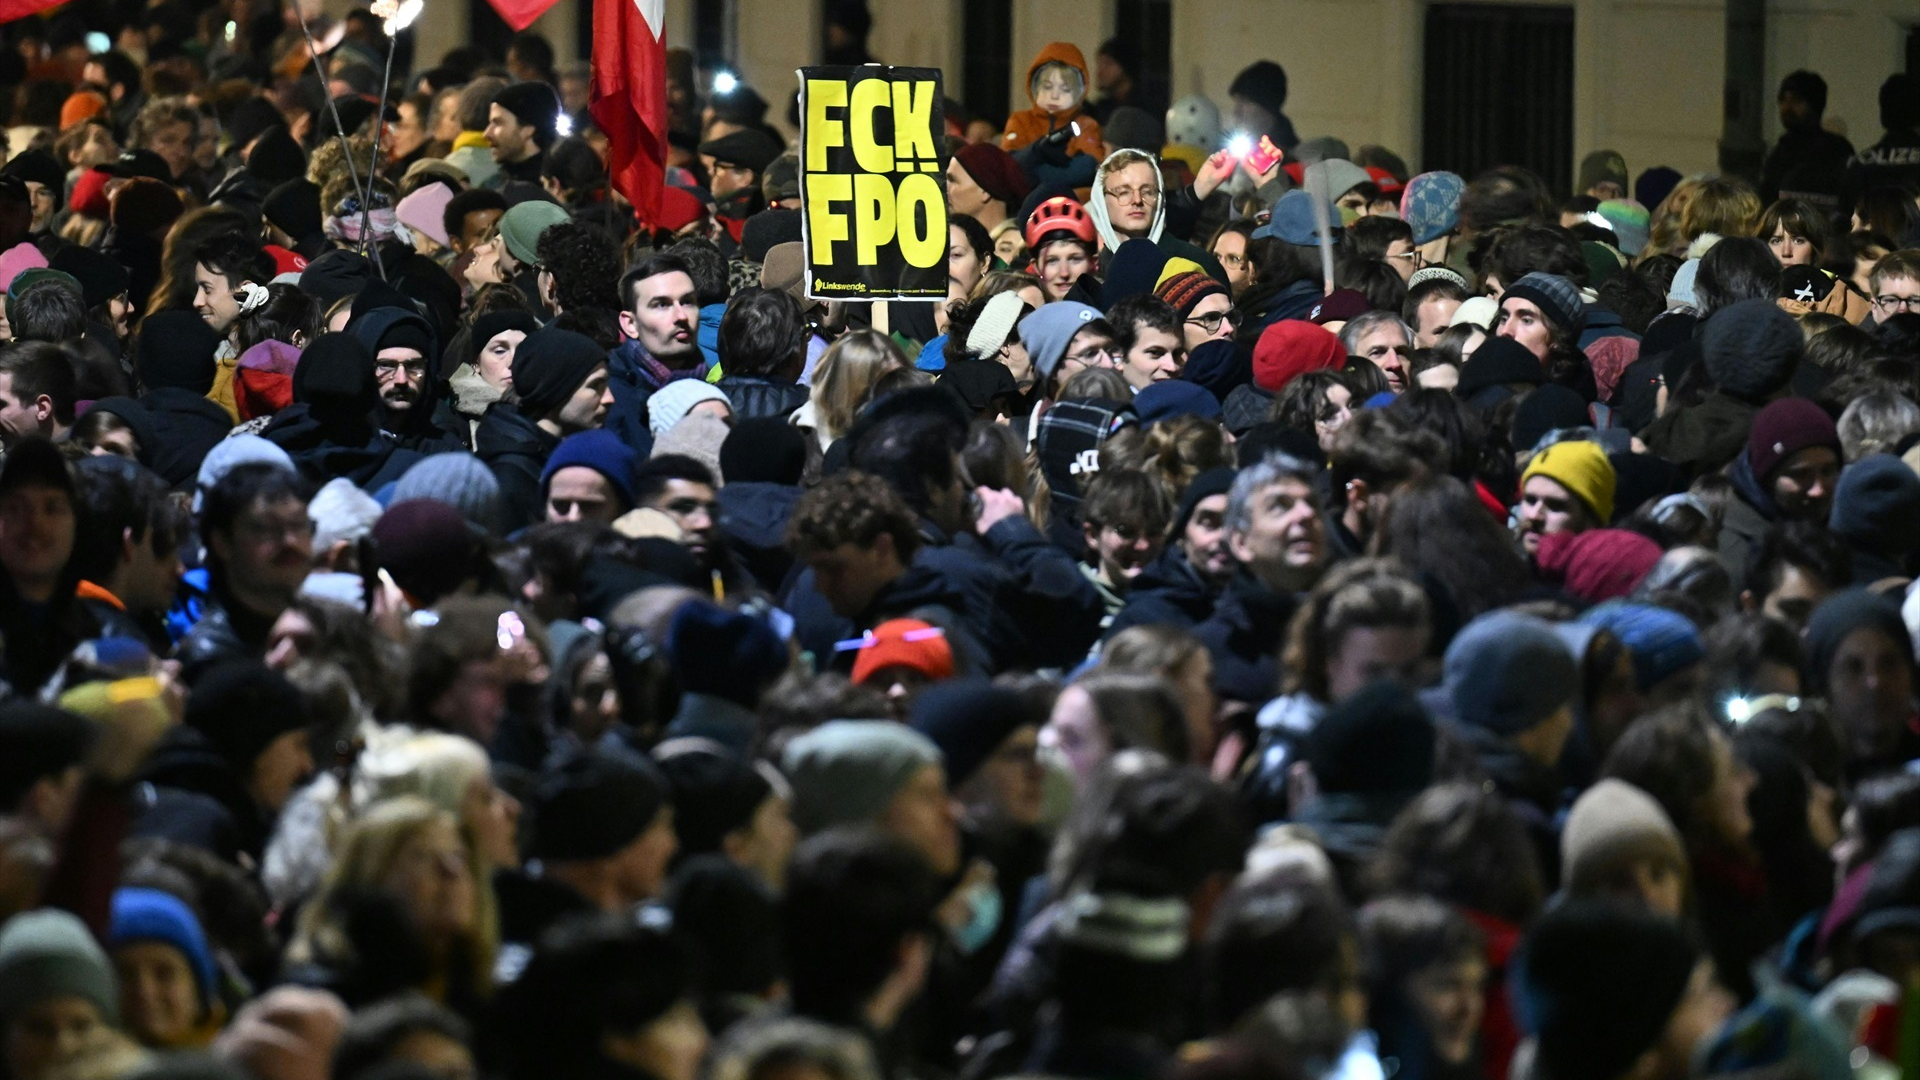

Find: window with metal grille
963;0;1014;127
1423;4;1575;195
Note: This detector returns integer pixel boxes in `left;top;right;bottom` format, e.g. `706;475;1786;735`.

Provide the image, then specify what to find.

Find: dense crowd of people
0;5;1918;1080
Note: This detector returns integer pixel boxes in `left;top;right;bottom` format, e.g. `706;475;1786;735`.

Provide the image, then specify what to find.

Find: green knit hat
0;909;119;1025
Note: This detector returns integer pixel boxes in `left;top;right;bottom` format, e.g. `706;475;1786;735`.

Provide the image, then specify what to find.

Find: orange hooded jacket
999;42;1106;160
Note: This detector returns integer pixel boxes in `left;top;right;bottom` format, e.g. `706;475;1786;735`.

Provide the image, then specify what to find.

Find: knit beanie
1667;259;1701;309
191;435;295;514
1253;189;1339;247
245;128;308;185
1830;454;1920;549
1560;779;1687;898
1166;94;1223;151
1455;337;1546;403
292;332;378;417
1535;529;1663;604
850;618;956;688
908;677;1030;788
1577;150;1629;195
307;477;384;552
542;430;639;509
1502;272;1586;337
1811;592;1908;701
1597;199;1651;257
511;327;606;417
1252;319;1345;393
393;453;501;534
1100;238;1171;308
953;143;1031;208
59;90;107;131
1578;601;1706;693
493;81;561;146
1228;61;1289;120
468;309;544;364
1636;167;1683;213
498;199;571;266
1;151;60;201
48;246;130;310
1302;678;1435;794
109;179;183;237
264;177;325;246
720;416;807;485
0;909;118;1025
1104;107;1163;154
1036;398;1135;507
0;242;46;294
1511;384;1593;455
739;208;802;264
1018;302;1101;381
1522;439;1616;523
1702;298;1801;402
652;413;729;485
651;743;775;858
964;291;1027;360
297;249;372;310
781;720;944;834
529;747;669;861
68;169;112;221
371;499;482;604
1399;171;1465;244
1055;891;1190;963
1134;381;1223;425
109;887;219;1008
0;702;93;809
1174;467;1238;536
1514;901;1699;1080
667;601;790;709
395;182;456;247
1444;609;1577;737
185;660;311;774
1746;397;1839;481
646;380;731;439
1155;271;1227;322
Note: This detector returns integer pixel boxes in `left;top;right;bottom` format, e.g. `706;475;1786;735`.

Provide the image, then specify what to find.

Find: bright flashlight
555;111;573;138
713;71;739;95
384;0;422;33
1227;132;1254;158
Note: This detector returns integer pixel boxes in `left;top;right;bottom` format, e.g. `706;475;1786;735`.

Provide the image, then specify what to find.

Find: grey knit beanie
0;909;119;1025
393;452;502;535
781;720;943;834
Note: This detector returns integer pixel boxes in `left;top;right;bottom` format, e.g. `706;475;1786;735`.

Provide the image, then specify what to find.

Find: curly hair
785;471;923;560
535;221;622;313
129;96;201;153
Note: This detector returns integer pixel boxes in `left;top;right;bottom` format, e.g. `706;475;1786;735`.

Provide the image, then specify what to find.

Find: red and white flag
485;0;559;31
589;0;669;226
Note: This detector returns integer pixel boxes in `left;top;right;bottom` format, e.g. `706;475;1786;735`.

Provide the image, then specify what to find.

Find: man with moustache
608;253;706;449
348;305;455;451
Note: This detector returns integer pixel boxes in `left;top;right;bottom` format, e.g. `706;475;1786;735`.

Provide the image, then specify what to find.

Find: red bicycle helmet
1023;196;1095;250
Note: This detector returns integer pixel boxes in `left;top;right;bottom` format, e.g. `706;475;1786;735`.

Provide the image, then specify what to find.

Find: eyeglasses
1386;250;1421;264
1185;309;1242;334
374;359;429;378
1107;185;1160;205
1217;252;1248;267
1874;295;1920;314
1065;345;1116;368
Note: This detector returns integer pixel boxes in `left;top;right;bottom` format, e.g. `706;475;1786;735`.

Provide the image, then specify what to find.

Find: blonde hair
350;730;491;819
1642;175;1707;263
807;330;905;443
968;270;1043;304
1677;177;1761;250
289;796;497;998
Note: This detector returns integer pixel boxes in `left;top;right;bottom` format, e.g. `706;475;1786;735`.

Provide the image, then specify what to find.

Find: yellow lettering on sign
804;80;847;172
806;172;852;264
849;79;894;173
852;173;896;265
892;80;938;163
896;173;945;268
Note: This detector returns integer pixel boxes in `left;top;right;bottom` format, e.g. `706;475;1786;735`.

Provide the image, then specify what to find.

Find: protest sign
798;65;949;301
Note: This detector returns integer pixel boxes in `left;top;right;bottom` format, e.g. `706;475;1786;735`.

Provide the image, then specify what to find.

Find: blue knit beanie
109;887;218;1008
1444;609;1577;737
541;430;640;510
1578;602;1705;693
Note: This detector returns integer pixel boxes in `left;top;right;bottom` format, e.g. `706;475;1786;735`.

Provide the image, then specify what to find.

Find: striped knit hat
1154;270;1227;321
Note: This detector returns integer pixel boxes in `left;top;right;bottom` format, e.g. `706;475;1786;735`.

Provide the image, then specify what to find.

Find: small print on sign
798;65;949;302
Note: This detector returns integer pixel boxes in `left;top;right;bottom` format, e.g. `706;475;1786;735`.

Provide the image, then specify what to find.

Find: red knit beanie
1252;319;1346;393
1746;397;1839;481
1535;528;1662;604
